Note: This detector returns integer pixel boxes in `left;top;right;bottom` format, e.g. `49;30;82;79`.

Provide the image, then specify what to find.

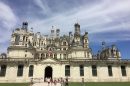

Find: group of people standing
30;77;69;86
44;77;69;86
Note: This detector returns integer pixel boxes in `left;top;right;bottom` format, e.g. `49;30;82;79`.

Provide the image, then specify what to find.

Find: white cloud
0;1;18;43
33;0;51;15
0;2;18;29
29;0;130;41
1;0;130;53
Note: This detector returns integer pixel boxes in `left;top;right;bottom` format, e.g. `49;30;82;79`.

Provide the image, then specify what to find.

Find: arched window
63;41;67;46
0;65;7;77
65;65;70;76
63;48;66;51
29;65;34;77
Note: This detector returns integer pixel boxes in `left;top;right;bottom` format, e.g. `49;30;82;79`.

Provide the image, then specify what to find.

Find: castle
0;22;130;83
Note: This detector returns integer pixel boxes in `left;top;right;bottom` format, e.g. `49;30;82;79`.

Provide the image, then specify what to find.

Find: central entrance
44;66;53;79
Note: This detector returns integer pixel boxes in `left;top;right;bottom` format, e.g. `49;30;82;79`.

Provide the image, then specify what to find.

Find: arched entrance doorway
44;66;52;79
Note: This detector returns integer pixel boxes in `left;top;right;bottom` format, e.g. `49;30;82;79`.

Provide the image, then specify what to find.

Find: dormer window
63;41;68;46
49;48;52;51
63;48;66;50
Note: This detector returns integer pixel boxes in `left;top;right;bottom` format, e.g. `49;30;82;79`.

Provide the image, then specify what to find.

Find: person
45;77;47;82
58;78;60;83
54;79;57;86
47;77;51;86
30;78;33;86
60;78;64;86
82;78;85;86
50;78;53;86
65;78;69;86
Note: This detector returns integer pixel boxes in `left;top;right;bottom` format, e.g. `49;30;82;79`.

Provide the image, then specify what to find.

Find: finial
76;18;79;24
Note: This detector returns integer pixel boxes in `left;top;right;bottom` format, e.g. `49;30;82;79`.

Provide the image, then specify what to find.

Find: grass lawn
70;82;130;86
0;83;29;86
0;82;130;86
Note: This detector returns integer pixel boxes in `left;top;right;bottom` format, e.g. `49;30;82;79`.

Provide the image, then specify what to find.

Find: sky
0;0;130;59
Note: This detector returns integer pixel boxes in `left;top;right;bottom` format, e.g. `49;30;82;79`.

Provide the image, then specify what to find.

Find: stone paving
32;82;61;86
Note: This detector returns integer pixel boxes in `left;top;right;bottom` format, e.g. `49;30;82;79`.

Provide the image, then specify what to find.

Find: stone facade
0;22;130;83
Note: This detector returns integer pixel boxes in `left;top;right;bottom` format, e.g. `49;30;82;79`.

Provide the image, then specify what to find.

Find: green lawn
70;82;130;86
0;82;130;86
0;83;29;86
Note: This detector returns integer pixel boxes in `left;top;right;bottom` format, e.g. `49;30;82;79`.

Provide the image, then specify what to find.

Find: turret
74;23;80;35
74;23;81;46
69;32;73;45
116;49;121;58
51;26;55;39
83;32;89;48
111;45;117;58
56;29;60;38
22;22;28;31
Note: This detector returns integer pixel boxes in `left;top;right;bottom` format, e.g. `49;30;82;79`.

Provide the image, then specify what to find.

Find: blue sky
0;0;130;59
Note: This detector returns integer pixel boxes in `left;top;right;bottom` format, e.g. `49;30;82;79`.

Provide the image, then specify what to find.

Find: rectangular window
0;65;7;77
63;54;66;59
29;65;34;77
60;54;61;59
108;65;113;76
92;65;97;76
17;65;24;77
80;65;84;76
26;37;28;42
65;65;70;76
121;66;126;76
54;54;57;59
